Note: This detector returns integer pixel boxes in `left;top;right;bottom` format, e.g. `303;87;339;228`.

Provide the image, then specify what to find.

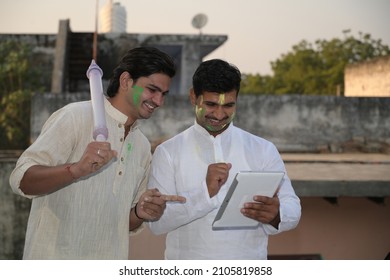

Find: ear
119;71;133;89
189;88;197;106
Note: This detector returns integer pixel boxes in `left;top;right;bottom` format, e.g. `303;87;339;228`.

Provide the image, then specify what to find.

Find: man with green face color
147;59;301;259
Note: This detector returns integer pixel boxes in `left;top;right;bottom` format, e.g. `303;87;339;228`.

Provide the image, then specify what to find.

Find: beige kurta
9;99;150;259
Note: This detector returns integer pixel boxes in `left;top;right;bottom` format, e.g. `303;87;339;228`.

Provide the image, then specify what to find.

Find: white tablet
212;171;284;231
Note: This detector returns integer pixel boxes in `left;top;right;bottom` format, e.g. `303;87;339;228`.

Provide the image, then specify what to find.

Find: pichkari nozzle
87;60;108;141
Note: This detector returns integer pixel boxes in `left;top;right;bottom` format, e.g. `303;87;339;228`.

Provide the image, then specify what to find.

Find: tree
240;31;390;95
0;40;43;149
240;73;273;95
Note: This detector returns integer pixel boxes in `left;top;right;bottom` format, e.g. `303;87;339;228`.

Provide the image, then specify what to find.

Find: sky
0;0;389;75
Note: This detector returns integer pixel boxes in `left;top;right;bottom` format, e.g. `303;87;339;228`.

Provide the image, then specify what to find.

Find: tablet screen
212;171;284;230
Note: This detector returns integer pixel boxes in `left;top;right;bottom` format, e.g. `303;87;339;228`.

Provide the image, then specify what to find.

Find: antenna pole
93;0;98;61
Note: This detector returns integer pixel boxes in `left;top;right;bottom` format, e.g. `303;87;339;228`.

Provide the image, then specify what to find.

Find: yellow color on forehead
218;93;225;105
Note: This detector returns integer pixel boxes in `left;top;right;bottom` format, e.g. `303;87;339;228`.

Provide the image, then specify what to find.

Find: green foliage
240;73;273;94
0;40;43;149
0;90;32;149
240;31;390;95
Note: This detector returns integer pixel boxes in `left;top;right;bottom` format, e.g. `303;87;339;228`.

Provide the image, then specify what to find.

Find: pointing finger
161;195;186;203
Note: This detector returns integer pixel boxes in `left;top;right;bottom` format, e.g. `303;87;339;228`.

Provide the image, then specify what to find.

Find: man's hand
206;163;232;197
241;193;281;228
135;188;186;221
70;141;118;179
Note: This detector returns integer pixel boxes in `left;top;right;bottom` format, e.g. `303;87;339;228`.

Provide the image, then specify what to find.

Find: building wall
345;55;390;97
30;94;390;153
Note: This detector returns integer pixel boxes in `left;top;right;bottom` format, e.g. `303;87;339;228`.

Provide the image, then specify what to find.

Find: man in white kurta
148;59;301;259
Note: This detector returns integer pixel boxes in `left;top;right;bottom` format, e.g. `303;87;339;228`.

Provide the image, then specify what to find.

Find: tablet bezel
212;171;285;231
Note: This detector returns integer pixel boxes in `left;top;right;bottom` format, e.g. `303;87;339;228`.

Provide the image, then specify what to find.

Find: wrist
270;212;281;229
65;163;79;180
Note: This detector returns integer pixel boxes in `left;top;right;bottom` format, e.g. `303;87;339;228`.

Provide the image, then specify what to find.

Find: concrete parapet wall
231;95;390;152
31;94;390;153
30;92;90;143
0;157;30;260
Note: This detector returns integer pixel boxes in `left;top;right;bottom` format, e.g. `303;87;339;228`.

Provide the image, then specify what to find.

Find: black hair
106;47;176;97
192;59;241;97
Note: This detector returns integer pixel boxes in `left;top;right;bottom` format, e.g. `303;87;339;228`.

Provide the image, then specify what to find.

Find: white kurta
9;99;150;259
148;122;301;259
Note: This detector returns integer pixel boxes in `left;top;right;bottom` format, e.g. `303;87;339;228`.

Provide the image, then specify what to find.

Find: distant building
0;19;227;95
100;0;127;33
344;55;390;97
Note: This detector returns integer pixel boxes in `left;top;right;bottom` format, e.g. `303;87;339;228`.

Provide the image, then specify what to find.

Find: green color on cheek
132;85;144;106
205;124;217;131
229;112;236;122
195;105;205;118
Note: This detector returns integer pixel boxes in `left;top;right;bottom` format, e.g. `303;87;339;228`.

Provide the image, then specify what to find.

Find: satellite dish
191;13;208;34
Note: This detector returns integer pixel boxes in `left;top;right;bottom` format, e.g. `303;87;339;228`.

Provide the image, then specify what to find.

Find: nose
214;106;226;120
152;93;165;107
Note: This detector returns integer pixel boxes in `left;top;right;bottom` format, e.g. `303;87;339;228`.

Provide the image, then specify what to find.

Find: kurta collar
104;98;139;130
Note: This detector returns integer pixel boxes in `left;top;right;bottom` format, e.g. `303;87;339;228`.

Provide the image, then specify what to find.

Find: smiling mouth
144;102;157;112
207;118;226;126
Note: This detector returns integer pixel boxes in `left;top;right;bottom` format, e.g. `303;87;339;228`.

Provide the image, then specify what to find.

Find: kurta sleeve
260;144;301;235
9;106;78;199
147;145;219;235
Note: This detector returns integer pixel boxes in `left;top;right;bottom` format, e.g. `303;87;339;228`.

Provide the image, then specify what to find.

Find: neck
124;124;131;137
108;96;136;137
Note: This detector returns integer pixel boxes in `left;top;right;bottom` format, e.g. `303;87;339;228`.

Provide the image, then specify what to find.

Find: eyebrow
147;84;169;95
